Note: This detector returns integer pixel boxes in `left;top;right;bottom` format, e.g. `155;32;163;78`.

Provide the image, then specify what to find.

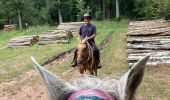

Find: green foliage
0;0;49;28
144;0;170;19
95;8;103;20
76;0;92;21
132;0;147;19
76;0;85;21
0;0;170;28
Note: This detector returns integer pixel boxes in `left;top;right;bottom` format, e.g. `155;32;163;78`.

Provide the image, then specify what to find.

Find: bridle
67;88;117;100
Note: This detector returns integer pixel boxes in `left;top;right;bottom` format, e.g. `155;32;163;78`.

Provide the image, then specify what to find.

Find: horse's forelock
73;75;120;99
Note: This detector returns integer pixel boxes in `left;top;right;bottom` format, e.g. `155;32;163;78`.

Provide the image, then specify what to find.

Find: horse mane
73;75;120;99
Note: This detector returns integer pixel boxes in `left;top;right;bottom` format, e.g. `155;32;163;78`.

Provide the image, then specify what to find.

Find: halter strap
67;89;116;100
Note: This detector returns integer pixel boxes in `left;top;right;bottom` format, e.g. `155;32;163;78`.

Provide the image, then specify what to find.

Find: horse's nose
77;58;83;64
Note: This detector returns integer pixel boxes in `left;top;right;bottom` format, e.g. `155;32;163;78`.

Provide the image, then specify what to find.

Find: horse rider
71;13;101;68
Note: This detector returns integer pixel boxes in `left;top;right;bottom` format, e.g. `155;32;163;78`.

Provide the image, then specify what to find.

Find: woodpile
38;34;69;45
3;24;16;31
44;29;73;39
8;35;39;48
127;19;170;66
7;22;81;47
57;22;83;33
37;29;73;45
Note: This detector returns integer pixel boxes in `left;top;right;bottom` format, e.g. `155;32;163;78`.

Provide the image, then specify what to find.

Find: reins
86;41;94;68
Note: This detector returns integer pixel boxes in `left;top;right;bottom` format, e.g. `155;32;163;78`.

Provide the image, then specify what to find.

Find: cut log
127;28;170;36
127;51;170;66
127;43;170;50
7;35;39;48
44;29;73;39
127;49;166;54
127;36;170;43
127;19;170;36
38;40;69;45
39;34;68;39
57;22;83;33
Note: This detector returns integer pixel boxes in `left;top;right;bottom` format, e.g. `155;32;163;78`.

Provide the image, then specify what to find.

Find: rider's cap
83;13;92;19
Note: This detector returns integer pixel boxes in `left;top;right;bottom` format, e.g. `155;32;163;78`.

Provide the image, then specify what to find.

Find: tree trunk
17;8;22;30
7;13;12;24
58;9;63;24
116;0;120;19
45;0;49;11
58;0;63;24
103;0;105;19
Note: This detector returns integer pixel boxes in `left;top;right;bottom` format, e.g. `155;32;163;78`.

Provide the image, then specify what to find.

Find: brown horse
76;37;98;76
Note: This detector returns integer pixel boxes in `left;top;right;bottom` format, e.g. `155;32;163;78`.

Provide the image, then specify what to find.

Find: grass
0;25;53;48
47;19;130;78
0;25;77;82
0;20;170;100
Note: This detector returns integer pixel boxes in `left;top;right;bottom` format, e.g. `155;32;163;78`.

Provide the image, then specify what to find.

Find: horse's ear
119;55;150;100
31;57;76;100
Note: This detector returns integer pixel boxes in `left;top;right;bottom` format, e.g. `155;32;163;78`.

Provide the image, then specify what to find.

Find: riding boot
71;60;77;67
94;49;102;69
96;59;102;69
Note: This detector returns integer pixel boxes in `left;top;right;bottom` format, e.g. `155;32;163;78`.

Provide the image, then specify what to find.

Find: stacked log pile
8;35;39;47
37;29;73;45
8;31;71;47
3;24;16;31
44;29;73;39
38;34;69;45
57;22;83;33
7;22;82;47
127;19;170;66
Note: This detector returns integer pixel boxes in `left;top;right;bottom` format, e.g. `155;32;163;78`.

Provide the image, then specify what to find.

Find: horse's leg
78;65;84;74
94;66;97;76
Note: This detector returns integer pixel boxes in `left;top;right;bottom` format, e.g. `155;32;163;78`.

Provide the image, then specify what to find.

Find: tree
70;0;77;21
116;0;120;20
144;0;170;19
76;0;92;21
45;0;49;11
57;0;63;23
102;0;105;19
1;0;26;30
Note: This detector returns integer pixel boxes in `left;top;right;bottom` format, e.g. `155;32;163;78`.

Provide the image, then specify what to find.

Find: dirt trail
0;32;113;100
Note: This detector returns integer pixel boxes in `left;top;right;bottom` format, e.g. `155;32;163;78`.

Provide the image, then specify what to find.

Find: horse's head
77;37;89;64
31;55;150;100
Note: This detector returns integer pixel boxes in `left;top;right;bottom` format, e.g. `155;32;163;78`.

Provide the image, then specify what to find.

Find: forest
0;0;170;30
